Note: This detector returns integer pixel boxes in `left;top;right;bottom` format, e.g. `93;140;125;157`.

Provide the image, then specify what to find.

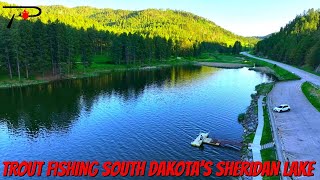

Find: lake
0;65;273;179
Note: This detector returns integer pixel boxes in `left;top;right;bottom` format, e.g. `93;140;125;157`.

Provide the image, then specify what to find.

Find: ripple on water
0;66;273;179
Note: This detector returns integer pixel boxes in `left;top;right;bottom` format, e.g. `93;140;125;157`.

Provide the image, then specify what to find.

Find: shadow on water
0;65;215;138
0;65;274;179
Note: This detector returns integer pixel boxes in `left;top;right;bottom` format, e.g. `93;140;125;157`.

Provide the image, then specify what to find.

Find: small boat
191;132;209;147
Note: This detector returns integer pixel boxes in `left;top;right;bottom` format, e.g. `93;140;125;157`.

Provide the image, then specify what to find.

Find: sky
2;0;320;36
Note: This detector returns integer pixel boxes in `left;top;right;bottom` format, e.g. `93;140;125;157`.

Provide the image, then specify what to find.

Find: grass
0;56;192;88
241;132;255;155
302;82;320;112
74;54;186;74
258;89;279;180
213;53;300;81
244;132;255;144
0;52;301;88
92;54;113;63
256;83;275;95
261;148;280;180
245;56;300;81
263;175;280;180
0;74;49;89
0;78;48;89
74;58;191;73
261;105;273;145
254;83;274;145
248;53;319;78
195;53;251;64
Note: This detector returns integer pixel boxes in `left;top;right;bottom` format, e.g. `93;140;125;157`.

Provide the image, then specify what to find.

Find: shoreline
239;91;259;162
195;62;251;69
196;62;278;78
0;63;188;89
0;61;277;89
238;82;276;178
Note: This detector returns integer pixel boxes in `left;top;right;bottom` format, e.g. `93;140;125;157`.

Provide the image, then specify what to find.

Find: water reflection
0;65;217;137
0;65;273;179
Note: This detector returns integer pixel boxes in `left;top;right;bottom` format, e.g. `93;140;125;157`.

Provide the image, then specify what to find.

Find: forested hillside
0;1;257;80
0;2;257;47
255;9;320;70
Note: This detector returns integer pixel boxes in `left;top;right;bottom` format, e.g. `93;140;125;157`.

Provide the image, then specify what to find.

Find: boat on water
191;132;209;147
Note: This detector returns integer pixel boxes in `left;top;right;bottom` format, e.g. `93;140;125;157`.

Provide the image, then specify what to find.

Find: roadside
249;96;264;180
261;97;280;180
239;83;280;180
242;52;320;179
238;84;269;152
302;82;320;112
241;52;320;85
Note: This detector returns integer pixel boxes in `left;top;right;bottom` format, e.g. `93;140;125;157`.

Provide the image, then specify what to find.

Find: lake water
0;65;272;179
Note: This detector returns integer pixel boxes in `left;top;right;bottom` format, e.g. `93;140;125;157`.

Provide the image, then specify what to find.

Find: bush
238;113;245;123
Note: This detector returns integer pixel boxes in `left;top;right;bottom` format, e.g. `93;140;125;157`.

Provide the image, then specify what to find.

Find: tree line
0;1;257;49
255;9;320;70
0;17;235;79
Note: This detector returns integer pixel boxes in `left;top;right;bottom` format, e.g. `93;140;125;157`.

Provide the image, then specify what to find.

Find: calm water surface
0;65;273;179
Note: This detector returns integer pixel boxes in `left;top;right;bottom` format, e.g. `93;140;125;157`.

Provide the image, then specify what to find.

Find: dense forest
0;1;255;79
255;9;320;70
0;2;257;46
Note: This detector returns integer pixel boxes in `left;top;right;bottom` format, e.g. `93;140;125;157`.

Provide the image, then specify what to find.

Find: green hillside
0;1;258;81
255;9;320;71
0;2;257;47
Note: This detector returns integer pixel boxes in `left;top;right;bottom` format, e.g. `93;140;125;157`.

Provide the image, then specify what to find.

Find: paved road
241;52;320;85
242;52;320;179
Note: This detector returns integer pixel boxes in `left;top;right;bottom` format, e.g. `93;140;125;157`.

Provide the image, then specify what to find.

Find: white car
273;104;291;113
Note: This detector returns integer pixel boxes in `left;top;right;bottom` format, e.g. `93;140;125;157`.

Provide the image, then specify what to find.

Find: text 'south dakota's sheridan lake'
2;161;316;177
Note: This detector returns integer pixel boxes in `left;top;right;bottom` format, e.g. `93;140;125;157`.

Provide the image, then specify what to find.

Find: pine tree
232;41;242;55
21;21;34;78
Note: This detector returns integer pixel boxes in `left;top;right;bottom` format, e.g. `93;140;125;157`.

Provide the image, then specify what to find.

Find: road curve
241;52;320;86
241;52;320;179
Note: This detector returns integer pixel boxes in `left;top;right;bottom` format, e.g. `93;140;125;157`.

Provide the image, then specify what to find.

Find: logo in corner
3;6;42;28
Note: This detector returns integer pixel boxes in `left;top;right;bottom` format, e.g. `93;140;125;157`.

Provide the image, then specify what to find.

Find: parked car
273;104;290;112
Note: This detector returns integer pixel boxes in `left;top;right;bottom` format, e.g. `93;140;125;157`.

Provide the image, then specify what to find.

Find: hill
0;1;258;80
0;2;257;47
255;9;320;70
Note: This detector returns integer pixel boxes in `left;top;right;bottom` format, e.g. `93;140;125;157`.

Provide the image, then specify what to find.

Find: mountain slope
255;9;320;70
0;1;257;47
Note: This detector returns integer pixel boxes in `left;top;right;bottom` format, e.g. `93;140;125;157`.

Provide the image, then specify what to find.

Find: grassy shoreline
239;83;274;158
0;60;192;89
0;53;300;89
248;52;320;77
239;82;279;180
244;56;300;81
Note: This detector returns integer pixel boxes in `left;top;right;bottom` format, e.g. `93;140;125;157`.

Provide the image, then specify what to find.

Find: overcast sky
2;0;320;36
